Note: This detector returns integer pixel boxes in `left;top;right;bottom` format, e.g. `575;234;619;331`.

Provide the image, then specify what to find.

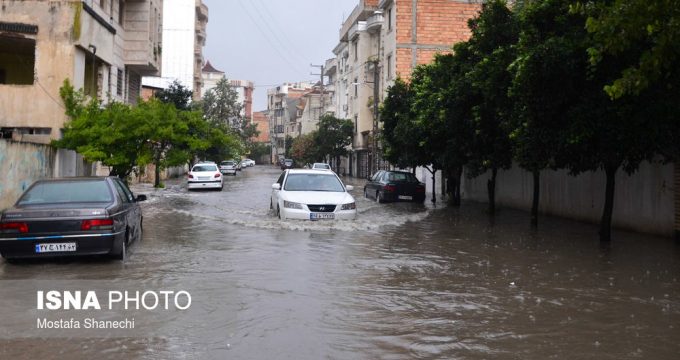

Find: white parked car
311;162;332;171
271;169;356;220
219;160;237;175
187;163;223;191
243;159;255;167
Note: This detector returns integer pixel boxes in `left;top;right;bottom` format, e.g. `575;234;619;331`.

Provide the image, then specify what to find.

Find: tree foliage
578;0;680;99
54;79;237;185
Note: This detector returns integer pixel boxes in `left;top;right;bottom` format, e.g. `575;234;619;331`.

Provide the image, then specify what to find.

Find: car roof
286;169;338;175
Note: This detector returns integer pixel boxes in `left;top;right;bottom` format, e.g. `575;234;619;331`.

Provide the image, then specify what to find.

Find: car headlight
340;202;356;210
283;200;303;209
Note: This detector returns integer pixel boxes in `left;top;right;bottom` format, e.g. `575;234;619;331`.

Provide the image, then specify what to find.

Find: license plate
310;213;335;220
398;195;413;200
35;243;77;253
198;176;210;180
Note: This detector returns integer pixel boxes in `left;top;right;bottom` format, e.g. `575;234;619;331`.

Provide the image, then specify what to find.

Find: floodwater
1;166;679;359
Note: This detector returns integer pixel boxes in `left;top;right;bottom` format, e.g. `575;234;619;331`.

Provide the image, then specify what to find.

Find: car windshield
386;172;419;183
221;161;234;166
313;164;330;169
193;165;218;172
284;174;345;192
18;180;113;205
284;160;293;165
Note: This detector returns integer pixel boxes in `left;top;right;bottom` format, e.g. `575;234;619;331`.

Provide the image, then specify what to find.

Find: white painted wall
461;161;675;237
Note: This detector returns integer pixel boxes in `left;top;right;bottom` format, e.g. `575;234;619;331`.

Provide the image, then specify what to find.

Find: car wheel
114;234;127;261
376;191;383;204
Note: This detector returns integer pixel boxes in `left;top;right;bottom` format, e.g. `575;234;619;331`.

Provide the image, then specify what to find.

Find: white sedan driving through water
271;169;357;220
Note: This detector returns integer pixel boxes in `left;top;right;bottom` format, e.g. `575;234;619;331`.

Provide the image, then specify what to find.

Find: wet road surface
1;166;679;359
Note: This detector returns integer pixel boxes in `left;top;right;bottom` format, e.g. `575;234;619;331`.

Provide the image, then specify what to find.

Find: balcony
196;1;209;22
349;21;366;41
366;11;384;33
122;0;161;76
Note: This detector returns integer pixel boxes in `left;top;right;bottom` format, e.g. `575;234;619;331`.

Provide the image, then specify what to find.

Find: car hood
280;191;355;205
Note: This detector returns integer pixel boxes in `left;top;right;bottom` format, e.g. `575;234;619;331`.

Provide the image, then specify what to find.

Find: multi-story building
201;62;255;126
331;0;481;177
143;0;207;101
201;60;224;95
266;82;313;163
0;0;163;143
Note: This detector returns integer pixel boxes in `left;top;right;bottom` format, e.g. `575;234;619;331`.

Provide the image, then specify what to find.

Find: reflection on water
1;167;679;359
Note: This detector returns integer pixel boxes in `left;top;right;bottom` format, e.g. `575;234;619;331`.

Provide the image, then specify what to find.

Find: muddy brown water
1;167;678;359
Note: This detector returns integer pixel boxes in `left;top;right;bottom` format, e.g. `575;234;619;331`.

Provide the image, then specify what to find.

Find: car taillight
81;219;114;231
416;186;425;193
0;222;29;233
214;173;221;178
188;174;194;179
384;185;396;192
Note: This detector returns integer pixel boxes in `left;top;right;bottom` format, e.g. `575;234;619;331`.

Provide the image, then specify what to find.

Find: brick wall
394;0;480;79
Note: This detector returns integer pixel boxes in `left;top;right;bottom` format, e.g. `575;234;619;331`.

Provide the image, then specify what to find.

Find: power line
235;0;308;76
249;0;309;64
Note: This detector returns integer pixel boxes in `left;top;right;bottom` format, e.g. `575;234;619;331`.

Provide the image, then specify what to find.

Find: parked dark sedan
280;159;294;170
364;170;426;203
0;177;146;261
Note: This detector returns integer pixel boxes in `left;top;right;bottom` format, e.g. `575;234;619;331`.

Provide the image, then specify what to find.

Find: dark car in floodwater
281;159;294;170
0;177;146;261
364;170;426;203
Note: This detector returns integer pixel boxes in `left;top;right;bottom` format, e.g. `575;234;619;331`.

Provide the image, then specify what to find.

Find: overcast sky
202;0;359;112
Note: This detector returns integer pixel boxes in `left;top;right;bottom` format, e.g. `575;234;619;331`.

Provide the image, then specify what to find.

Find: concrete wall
0;140;54;211
461;161;675;237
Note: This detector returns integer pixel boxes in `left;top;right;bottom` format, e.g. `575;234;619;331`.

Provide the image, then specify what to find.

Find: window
116;68;123;96
353;40;358;61
112;179;133;203
388;8;393;30
0;36;35;85
354;78;358;97
118;0;124;24
354;115;358;134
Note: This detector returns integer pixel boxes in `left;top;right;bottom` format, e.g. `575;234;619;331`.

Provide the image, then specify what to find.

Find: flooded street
1;166;679;359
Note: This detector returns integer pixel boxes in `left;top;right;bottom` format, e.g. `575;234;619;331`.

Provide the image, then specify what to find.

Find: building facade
331;0;481;177
0;0;163;143
143;0;207;101
266;82;313;163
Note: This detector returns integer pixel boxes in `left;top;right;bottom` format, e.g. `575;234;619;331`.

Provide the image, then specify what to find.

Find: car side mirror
345;185;354;191
272;183;281;190
136;194;147;202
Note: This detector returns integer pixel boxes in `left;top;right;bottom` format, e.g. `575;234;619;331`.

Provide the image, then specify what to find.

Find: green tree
509;0;578;226
55;80;150;181
290;132;319;166
202;78;244;130
466;0;519;214
316;115;353;171
154;80;193;111
579;0;680;99
380;77;420;169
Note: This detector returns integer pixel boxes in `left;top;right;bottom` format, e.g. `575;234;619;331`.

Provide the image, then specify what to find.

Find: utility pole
371;58;380;177
310;63;325;113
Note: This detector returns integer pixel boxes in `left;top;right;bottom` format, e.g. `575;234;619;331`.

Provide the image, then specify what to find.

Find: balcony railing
366;12;384;33
349;21;366;40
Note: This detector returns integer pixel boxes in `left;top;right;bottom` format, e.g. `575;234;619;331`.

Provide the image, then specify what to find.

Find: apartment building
331;0;481;177
0;0;163;143
266;82;313;163
142;0;207;101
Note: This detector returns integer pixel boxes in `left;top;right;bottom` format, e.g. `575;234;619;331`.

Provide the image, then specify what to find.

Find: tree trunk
599;165;617;242
446;166;462;207
154;154;161;188
431;169;437;204
441;172;446;201
487;167;497;215
531;170;540;227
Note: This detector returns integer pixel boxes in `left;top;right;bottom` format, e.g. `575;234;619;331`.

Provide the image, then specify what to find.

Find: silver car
219;160;237;176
